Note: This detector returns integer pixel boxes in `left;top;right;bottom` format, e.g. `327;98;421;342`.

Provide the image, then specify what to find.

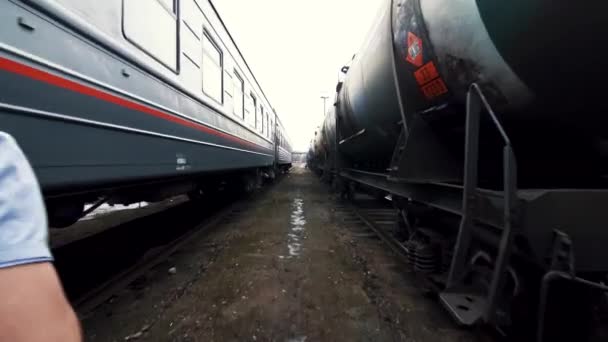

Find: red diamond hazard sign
406;32;423;67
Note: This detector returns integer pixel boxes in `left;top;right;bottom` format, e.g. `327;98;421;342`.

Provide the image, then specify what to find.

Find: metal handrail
469;84;512;146
446;83;518;324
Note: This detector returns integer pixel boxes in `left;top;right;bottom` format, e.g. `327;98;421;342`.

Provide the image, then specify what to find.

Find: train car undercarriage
321;85;608;341
46;165;287;228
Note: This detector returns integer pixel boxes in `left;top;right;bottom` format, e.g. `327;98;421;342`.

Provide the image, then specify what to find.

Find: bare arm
0;263;81;341
0;132;81;341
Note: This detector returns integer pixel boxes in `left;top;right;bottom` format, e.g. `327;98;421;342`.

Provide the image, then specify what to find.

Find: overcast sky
212;0;384;152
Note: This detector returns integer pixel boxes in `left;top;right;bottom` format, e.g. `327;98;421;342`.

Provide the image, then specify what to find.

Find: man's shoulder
0;131;52;268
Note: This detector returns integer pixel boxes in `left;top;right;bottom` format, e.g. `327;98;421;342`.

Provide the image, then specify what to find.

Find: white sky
212;0;384;152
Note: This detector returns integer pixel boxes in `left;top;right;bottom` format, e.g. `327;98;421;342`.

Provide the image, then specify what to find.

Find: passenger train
0;0;292;227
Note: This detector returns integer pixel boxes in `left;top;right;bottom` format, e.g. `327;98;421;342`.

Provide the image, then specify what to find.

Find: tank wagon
0;0;292;227
313;0;608;339
309;107;337;180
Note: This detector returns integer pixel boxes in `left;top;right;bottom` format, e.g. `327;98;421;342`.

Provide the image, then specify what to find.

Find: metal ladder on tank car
441;84;608;341
439;83;520;328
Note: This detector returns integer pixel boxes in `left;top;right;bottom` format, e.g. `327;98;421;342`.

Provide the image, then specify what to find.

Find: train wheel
242;170;261;193
332;177;347;200
339;180;355;201
187;188;205;202
244;176;256;193
268;169;276;182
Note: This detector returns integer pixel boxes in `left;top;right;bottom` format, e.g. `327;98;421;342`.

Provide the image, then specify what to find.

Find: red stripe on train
0;57;267;151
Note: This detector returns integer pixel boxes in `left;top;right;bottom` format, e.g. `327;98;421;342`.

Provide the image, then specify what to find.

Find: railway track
53;183;275;318
332;194;506;340
73;202;244;316
334;196;406;262
333;192;608;342
337;196;450;283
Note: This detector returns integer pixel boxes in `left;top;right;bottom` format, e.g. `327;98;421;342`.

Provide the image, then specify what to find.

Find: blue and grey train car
0;0;292;227
275;116;292;171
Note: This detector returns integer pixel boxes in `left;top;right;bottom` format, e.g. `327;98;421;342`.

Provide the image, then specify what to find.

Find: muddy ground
81;166;491;342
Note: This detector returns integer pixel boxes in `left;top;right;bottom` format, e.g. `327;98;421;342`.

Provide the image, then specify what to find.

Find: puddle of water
282;197;306;259
287;337;307;342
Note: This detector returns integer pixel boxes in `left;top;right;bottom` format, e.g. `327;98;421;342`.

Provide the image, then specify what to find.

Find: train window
266;113;270;138
233;71;244;119
260;106;265;134
251;94;258;129
202;31;223;103
244;94;253;127
123;0;178;71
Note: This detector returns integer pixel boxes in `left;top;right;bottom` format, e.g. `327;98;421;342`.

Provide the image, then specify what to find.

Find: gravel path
82;167;489;342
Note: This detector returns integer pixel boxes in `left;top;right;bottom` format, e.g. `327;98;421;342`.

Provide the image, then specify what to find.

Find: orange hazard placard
421;78;448;99
414;62;439;86
406;32;423;67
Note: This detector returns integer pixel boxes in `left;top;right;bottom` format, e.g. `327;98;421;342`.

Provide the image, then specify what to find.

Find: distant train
0;0;292;227
291;152;307;164
310;0;607;340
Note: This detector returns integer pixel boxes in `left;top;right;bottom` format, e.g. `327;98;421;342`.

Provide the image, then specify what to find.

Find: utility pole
320;95;329;116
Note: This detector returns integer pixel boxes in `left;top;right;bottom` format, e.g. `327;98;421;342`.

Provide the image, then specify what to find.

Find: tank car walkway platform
81;166;489;341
